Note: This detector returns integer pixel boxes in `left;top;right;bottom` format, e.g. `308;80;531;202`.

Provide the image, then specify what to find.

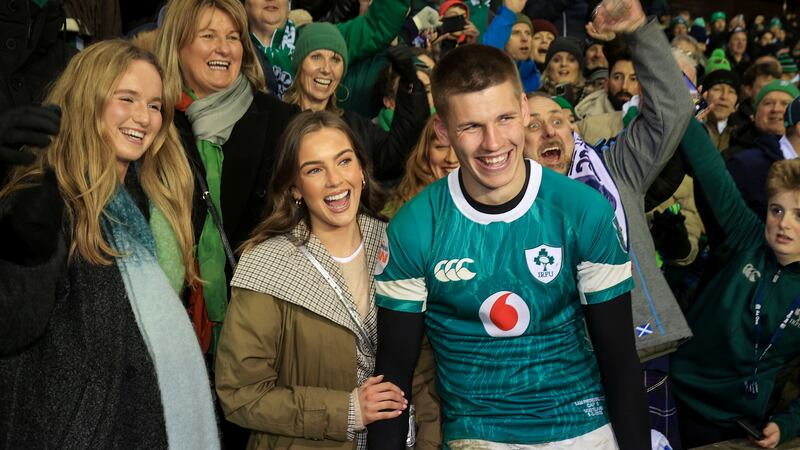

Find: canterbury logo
742;263;761;282
434;258;476;282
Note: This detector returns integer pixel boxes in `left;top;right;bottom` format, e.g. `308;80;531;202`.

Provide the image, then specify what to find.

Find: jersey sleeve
574;198;634;305
374;198;433;313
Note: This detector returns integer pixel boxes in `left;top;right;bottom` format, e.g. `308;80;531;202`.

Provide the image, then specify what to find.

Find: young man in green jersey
367;0;654;449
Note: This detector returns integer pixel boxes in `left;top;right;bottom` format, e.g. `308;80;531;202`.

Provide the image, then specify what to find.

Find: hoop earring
295;198;302;208
362;177;366;187
336;84;351;102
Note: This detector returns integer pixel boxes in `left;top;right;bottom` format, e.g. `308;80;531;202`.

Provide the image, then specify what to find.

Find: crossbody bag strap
189;158;238;271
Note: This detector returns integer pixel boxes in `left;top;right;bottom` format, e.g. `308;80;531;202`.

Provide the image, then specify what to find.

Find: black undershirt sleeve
367;308;426;449
583;292;651;450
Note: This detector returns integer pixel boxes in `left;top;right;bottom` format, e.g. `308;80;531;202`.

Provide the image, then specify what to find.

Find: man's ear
520;92;531;128
433;114;452;146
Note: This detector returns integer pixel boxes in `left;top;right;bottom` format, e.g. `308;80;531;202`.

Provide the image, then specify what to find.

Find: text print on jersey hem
434;258;477;282
479;291;531;337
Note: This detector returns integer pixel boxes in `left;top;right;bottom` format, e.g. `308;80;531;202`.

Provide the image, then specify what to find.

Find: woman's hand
753;422;780;449
358;375;407;425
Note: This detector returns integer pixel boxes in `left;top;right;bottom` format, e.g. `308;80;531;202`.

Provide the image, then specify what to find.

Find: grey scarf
186;74;254;145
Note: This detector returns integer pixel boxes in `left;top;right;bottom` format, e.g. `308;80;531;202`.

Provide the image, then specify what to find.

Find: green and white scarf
186;75;253;333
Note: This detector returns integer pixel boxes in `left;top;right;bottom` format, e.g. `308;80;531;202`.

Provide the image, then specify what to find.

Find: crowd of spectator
1;0;800;449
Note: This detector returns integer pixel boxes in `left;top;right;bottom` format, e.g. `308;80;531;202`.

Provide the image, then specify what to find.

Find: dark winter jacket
726;133;784;218
0;177;168;449
0;1;76;111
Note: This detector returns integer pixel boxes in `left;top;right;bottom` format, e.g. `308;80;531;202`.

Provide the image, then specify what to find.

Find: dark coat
726;133;784;219
175;91;300;254
0;176;168;449
0;1;76;111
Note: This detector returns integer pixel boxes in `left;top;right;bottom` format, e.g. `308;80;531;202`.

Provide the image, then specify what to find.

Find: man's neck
250;21;284;46
460;160;529;212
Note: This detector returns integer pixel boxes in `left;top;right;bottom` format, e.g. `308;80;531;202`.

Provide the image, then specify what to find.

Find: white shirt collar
779;135;798;160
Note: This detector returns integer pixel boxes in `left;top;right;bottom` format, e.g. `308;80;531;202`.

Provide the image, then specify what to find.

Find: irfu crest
525;245;563;284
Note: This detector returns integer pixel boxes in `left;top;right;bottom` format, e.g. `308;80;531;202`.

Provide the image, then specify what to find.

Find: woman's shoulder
237;234;297;268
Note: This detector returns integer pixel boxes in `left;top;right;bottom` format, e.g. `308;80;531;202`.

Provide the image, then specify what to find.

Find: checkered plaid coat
215;215;386;449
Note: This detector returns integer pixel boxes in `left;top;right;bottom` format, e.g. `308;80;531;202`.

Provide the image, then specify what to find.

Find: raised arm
336;0;411;66
679;119;763;252
597;0;693;192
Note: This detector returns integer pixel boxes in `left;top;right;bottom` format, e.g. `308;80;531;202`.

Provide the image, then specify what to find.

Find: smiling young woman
214;111;411;449
0;39;217;449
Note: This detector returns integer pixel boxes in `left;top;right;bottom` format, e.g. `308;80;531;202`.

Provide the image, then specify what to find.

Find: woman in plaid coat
215;111;407;449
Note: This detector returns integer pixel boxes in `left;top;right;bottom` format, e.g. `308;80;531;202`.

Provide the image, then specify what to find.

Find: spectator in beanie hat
530;18;558;71
540;36;585;101
701;68;741;150
726;28;750;78
710;11;726;33
584;37;608;71
726;81;800;216
671;15;689;37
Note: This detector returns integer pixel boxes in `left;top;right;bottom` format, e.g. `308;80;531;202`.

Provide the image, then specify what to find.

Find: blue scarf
568;131;629;250
100;187;219;449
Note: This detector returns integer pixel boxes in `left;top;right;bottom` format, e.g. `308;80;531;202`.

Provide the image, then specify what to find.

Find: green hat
693;17;706;28
292;22;349;74
552;95;576;117
755;79;800;107
769;17;783;29
778;53;798;74
710;11;726;23
706;49;732;72
515;13;533;33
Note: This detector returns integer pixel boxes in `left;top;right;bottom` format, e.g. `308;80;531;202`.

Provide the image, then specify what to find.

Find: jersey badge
741;263;760;283
434;258;476;282
479;291;530;337
374;232;390;275
525;245;562;284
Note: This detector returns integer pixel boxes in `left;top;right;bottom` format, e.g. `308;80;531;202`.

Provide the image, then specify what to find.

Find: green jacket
670;119;800;443
250;0;410;98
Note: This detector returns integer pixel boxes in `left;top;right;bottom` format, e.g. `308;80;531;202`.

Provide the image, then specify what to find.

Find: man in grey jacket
524;13;694;443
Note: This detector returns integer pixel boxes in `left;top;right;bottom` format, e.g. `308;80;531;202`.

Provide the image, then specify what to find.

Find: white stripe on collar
447;159;541;225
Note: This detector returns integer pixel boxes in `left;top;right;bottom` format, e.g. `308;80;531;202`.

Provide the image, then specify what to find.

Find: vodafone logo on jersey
479;291;530;337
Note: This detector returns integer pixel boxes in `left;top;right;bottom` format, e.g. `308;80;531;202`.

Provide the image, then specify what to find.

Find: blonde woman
0;40;218;449
154;0;299;356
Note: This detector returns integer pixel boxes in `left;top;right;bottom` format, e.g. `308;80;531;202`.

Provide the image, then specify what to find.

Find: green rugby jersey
375;161;634;444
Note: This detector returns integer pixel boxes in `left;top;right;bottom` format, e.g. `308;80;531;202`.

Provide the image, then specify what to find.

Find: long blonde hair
385;117;441;216
154;0;266;104
1;40;196;280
